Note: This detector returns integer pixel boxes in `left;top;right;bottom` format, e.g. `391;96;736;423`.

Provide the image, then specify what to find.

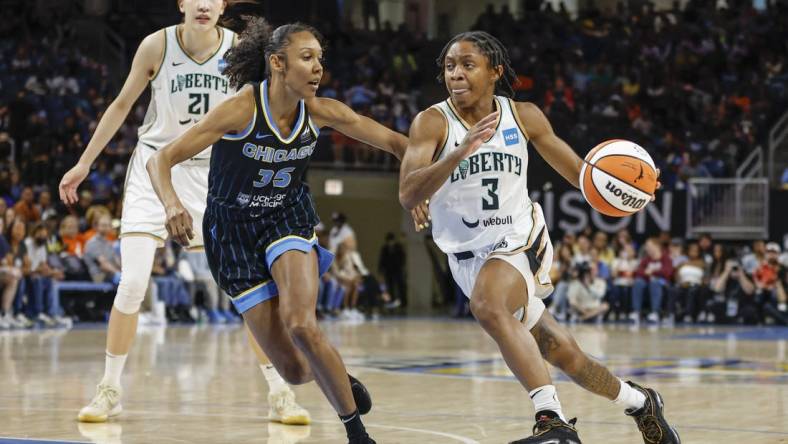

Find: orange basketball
579;140;657;217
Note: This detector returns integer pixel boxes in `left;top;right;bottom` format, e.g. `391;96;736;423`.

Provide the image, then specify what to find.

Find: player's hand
651;168;662;202
165;203;194;246
411;199;431;232
457;110;499;158
59;162;90;205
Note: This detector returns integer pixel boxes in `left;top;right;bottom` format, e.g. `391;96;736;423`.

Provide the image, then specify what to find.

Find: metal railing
769;110;788;186
686;178;769;240
736;146;763;179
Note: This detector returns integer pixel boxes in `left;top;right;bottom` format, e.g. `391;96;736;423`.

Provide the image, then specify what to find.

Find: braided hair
435;31;518;98
222;18;324;90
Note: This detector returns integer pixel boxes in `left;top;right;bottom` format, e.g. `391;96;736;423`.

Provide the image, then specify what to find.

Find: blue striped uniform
204;80;333;313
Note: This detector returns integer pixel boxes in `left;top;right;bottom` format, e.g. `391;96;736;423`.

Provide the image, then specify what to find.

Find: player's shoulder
136;28;167;59
411;106;447;134
508;100;541;118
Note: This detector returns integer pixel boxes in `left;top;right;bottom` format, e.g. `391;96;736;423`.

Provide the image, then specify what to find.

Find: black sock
339;409;366;439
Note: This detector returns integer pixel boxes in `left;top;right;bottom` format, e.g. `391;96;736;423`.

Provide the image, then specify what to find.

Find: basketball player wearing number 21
399;31;680;444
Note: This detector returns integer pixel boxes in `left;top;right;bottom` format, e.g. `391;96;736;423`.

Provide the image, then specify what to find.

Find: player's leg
471;257;580;444
244;322;311;425
267;249;373;443
78;235;159;422
530;310;681;443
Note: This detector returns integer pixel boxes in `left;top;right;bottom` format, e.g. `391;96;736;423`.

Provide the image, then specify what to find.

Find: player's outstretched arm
59;30;165;205
146;86;254;245
308;97;408;160
517;101;583;189
399;108;498;210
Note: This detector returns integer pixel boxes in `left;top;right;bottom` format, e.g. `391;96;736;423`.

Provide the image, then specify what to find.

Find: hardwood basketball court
1;320;786;443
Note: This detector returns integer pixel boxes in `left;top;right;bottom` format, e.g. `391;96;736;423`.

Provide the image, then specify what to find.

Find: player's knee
470;299;508;331
113;276;149;314
278;362;312;385
285;318;322;349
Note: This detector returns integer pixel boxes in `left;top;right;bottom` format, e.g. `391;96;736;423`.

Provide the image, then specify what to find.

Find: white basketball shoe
78;383;123;423
268;387;311;425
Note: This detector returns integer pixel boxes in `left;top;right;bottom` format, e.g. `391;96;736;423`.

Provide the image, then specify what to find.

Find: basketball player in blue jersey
58;0;311;426
147;19;408;444
400;32;680;444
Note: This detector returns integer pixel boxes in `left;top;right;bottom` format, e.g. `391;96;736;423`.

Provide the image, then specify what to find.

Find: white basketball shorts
120;143;209;248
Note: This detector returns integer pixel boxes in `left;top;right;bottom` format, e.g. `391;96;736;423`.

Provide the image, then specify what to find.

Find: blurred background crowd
0;0;786;329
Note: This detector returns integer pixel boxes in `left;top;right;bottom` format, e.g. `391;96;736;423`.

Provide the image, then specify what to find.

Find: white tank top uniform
429;96;554;330
121;25;236;247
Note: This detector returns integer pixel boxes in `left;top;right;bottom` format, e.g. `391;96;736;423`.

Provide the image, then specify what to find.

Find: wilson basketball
579;140;658;217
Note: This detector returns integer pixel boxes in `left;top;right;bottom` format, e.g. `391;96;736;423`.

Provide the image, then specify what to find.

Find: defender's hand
165;203;194;246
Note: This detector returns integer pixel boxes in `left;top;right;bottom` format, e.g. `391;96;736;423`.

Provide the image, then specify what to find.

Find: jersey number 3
188;93;210;115
482;178;499;210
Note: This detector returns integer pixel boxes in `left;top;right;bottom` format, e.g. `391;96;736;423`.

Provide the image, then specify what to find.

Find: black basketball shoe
349;374;372;415
347;433;375;444
624;381;681;444
509;411;582;444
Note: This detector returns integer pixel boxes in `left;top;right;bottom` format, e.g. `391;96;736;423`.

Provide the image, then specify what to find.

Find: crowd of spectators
541;230;788;326
0;2;786;328
473;0;788;188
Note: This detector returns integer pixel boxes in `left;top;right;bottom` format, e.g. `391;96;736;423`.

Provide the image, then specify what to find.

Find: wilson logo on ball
604;182;647;209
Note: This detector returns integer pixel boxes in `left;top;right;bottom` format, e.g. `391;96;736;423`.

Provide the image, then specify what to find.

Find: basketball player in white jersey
400;31;680;444
58;0;310;425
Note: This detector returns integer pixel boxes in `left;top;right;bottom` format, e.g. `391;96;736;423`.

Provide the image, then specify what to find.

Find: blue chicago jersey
208;80;321;223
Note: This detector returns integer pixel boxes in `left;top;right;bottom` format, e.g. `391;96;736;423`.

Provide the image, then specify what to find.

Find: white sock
529;385;566;422
101;351;127;388
261;364;288;394
614;379;646;411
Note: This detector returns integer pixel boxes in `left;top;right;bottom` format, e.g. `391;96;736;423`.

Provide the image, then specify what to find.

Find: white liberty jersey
137;25;236;159
429;96;537;254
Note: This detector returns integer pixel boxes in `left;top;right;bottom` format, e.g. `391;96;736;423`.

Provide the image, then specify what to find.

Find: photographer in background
711;258;756;324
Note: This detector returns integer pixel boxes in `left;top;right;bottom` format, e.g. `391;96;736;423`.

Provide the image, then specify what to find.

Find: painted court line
0;407;479;444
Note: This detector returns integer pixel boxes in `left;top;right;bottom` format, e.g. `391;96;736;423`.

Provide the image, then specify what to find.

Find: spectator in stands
180;250;234;324
613;228;635;253
711;258;756;324
572;234;592;265
742;240;766;275
83;213;120;284
672;242;707;323
328;212;355;253
669;239;688;269
0;218;22;328
756;243;788;325
632;238;674;323
12;186;40;223
151;243;194;323
610;244;638;322
333;242;363;321
592;231;615;268
378;232;405;308
7;217;33;327
37;190;57;222
568;262;609;322
24;223;67;326
548;243;574;321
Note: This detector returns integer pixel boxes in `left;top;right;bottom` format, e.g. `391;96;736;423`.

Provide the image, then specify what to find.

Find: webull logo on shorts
605;181;647;210
483;215;513;227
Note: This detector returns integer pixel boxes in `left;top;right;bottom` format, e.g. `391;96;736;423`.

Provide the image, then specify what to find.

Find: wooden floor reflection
0;320;786;443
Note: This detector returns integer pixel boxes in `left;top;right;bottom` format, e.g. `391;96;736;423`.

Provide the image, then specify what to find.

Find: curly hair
435;31;518;98
222;18;324;90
